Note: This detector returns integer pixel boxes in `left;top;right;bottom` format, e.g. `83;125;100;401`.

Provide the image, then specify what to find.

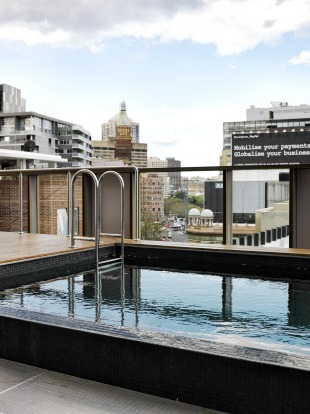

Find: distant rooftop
246;102;310;121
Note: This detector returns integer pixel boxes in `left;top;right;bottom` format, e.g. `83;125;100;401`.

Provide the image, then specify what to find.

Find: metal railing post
19;172;24;234
67;171;71;237
133;166;140;240
223;169;233;245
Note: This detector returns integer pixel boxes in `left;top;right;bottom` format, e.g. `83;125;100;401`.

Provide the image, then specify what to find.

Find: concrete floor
0;358;224;414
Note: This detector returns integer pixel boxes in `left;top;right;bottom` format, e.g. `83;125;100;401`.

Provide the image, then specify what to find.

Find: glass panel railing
139;169;223;245
232;169;289;248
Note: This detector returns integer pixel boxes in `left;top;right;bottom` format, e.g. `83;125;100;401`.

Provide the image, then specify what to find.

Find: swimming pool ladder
69;169;125;273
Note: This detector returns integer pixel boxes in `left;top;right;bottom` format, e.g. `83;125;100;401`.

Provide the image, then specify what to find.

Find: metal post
120;175;125;259
70;175;76;248
67;171;71;237
223;169;233;245
95;180;100;274
19;172;24;234
133;166;140;240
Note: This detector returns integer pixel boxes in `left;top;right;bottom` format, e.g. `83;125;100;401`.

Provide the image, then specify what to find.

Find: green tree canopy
164;197;202;218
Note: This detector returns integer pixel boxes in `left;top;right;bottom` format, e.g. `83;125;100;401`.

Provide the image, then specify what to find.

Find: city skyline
1;0;310;167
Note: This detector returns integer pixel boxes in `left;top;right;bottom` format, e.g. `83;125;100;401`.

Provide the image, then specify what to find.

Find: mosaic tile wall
0;307;308;414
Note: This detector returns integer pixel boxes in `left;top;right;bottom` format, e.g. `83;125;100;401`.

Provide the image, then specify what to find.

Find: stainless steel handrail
98;170;125;262
69;168;125;272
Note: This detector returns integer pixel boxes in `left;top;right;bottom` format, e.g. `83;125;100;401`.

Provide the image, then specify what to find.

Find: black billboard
231;131;310;166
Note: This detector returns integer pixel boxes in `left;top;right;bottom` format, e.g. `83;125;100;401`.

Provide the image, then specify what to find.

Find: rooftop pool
1;265;309;355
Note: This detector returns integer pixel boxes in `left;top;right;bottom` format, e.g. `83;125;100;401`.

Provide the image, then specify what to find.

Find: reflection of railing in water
10;268;310;333
66;266;140;324
61;270;299;331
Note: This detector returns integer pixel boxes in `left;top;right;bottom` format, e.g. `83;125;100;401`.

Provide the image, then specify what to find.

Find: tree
140;212;161;240
174;190;185;200
164;197;202;219
188;195;204;208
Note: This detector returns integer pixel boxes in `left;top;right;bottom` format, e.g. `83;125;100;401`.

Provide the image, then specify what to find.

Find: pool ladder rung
98;257;123;271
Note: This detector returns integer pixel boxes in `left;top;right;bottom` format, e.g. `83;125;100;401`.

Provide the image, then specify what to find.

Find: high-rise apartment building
0;84;92;168
147;156;182;196
140;174;164;220
166;157;181;192
147;157;169;197
0;84;26;113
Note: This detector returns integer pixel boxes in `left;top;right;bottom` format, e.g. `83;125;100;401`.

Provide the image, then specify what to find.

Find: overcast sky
2;0;310;167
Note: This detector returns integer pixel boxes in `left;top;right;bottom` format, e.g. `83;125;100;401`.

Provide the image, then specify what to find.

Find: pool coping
0;305;309;372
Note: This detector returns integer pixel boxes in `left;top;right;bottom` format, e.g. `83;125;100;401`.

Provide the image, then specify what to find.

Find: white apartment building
0;84;92;168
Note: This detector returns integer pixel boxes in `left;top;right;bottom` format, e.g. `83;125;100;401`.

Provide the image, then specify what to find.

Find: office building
221;101;310;171
166;157;181;193
147;156;181;194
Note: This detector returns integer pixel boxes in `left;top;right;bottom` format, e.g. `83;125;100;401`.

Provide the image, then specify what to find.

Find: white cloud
1;0;310;55
289;50;310;65
141;104;245;166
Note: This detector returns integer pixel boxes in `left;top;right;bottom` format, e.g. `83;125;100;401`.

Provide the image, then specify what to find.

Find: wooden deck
0;232;116;265
0;231;310;267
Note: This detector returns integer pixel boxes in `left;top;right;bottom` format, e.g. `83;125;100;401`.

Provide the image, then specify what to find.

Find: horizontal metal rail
100;232;122;238
98;257;123;265
73;236;96;242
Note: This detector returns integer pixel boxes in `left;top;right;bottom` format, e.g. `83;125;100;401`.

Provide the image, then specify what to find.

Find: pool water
1;266;310;355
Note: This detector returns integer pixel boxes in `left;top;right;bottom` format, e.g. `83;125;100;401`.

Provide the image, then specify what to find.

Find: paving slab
0;359;224;414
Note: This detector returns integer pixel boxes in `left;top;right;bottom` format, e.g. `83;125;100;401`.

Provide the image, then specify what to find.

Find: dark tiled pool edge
1;243;310;413
123;244;310;281
0;306;309;414
0;245;115;290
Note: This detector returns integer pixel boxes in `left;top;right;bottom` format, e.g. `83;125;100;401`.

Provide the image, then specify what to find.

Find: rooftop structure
247;102;310;121
0;148;66;169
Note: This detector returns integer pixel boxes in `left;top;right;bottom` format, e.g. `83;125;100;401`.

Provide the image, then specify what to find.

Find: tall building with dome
101;102;139;143
92;102;147;167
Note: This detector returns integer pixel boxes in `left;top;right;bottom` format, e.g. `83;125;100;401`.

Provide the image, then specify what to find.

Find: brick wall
0;176;28;232
0;173;83;235
39;174;83;235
